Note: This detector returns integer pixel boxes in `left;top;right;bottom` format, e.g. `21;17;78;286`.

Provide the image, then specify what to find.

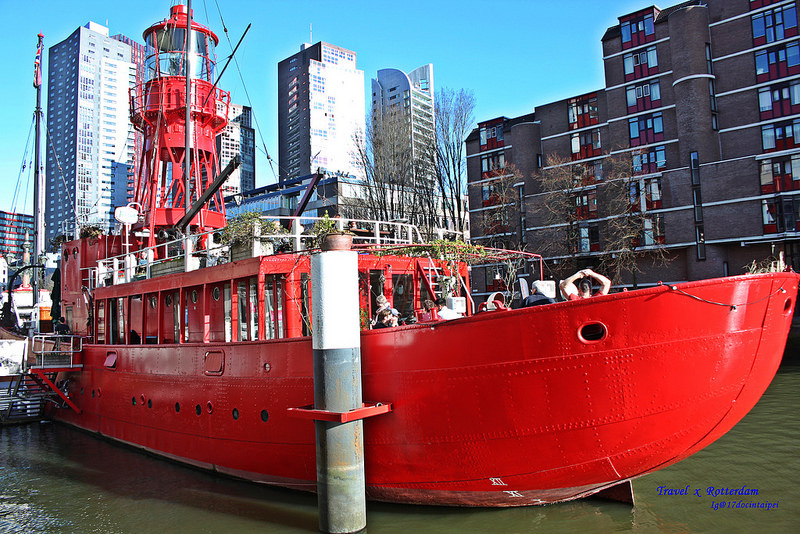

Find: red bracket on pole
287;402;391;423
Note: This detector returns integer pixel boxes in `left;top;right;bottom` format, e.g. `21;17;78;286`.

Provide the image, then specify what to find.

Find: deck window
208;282;230;342
96;300;105;343
224;284;232;341
129;295;143;344
234;277;260;341
264;275;285;340
184;285;204;343
392;274;414;322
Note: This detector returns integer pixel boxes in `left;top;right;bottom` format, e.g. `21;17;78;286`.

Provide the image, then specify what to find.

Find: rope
44;121;78;232
212;0;280;183
10;117;34;214
662;281;788;311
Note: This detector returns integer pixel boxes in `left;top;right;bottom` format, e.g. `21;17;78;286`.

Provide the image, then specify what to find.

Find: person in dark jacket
521;281;555;307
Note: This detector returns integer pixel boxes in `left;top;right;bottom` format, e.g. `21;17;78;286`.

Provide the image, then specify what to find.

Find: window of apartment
574;188;597;219
570;129;601;160
752;4;798;45
481;181;502;207
644;177;662;209
621;13;655;47
695;225;706;260
480;152;506;177
479;124;504;147
629;112;664;146
759;154;800;192
640;215;665;246
623;46;658;80
632;145;666;174
568;94;599;130
755;42;800;81
628;177;662;211
626;80;661;110
758;80;800;119
762;118;800;150
576;224;600;253
762;197;800;233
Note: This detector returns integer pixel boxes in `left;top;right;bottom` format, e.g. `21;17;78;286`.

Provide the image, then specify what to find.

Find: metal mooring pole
311;246;366;533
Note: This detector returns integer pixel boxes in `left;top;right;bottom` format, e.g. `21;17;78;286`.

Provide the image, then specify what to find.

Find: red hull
51;272;797;506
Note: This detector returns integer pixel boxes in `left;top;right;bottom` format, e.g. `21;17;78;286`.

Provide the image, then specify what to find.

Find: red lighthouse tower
130;3;230;247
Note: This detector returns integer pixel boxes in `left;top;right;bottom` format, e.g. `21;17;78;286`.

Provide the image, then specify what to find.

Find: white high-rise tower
278;42;365;183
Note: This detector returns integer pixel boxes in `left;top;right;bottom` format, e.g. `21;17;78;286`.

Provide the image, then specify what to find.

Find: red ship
21;4;800;508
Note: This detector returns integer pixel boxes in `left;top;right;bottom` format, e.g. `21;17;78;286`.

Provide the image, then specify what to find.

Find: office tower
371;64;435;172
278;42;365;182
45;22;136;241
112;33;146;203
467;0;799;294
217;103;256;195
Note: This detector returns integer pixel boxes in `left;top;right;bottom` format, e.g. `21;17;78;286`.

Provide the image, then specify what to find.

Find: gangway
0;335;82;425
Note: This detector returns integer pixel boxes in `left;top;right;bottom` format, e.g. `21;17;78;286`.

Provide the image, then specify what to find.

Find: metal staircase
415;256;475;313
0;335;82;425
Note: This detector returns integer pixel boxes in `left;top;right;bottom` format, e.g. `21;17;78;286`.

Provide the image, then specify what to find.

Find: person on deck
371;295;391;327
559;269;611;301
54;316;71;335
373;309;394;329
435;297;462;320
521;281;556;307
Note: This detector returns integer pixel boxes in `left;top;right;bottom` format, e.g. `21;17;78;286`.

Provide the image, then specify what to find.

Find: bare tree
535;152;668;287
470;162;523;247
433;87;475;234
535;154;589;275
598;154;670;287
346;109;437;233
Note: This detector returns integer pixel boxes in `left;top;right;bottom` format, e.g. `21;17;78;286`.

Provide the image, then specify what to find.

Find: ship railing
93;215;437;286
30;335;83;370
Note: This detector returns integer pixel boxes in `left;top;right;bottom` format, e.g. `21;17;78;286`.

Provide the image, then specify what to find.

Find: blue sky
0;0;648;214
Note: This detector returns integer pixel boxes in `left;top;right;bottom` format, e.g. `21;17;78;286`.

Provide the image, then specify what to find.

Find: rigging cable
44;120;78;235
11;118;35;215
210;0;282;183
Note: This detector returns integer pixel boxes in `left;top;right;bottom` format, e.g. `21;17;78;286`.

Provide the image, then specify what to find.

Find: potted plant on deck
217;211;289;260
311;213;354;251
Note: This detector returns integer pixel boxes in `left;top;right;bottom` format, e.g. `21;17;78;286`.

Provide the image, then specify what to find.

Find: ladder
0;335;83;425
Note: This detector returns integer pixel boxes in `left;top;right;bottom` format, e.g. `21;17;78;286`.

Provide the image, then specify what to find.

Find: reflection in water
1;366;797;533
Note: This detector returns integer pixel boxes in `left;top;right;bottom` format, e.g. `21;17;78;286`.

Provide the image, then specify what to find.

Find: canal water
1;365;798;533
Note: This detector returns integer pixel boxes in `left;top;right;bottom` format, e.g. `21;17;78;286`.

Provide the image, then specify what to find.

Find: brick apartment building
467;0;800;296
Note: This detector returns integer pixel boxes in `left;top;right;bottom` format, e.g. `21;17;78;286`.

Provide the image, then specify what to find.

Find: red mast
130;3;230;247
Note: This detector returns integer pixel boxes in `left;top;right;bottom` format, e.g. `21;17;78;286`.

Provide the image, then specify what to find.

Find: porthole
147;399;152;409
92;389;96;398
212;287;220;301
232;408;239;420
784;298;793;314
132;397;137;406
80;387;84;395
195;404;202;416
175;402;180;413
207;401;213;414
73;248;78;259
191;290;198;303
149;296;157;309
165;295;172;307
578;321;608;344
260;410;269;422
